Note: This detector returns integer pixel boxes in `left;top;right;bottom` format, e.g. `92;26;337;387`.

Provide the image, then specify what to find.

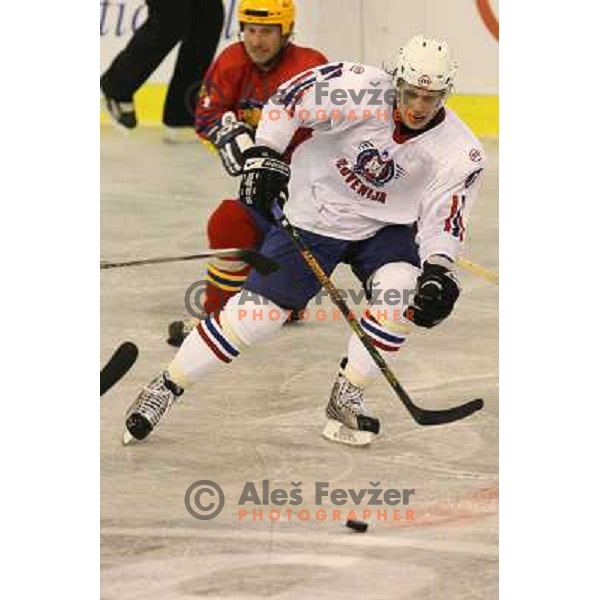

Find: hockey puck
345;519;368;533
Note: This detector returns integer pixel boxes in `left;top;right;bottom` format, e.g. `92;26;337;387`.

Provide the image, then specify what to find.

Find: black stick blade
411;398;484;426
100;342;139;396
238;250;280;275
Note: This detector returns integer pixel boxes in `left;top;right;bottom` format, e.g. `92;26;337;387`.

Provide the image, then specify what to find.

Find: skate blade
102;99;134;135
162;127;198;144
322;419;375;446
122;429;135;445
104;112;133;136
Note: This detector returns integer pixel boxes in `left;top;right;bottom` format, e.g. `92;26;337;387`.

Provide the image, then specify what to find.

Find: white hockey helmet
392;35;458;92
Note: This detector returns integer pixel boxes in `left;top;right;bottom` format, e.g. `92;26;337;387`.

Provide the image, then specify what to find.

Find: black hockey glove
407;256;460;328
206;111;255;177
239;145;290;221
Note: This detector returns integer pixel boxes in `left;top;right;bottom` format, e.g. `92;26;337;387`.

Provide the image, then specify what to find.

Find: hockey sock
344;262;419;387
345;309;412;386
203;198;263;313
167;292;289;388
204;261;251;313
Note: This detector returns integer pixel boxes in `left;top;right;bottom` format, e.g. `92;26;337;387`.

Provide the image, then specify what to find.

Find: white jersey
256;62;485;262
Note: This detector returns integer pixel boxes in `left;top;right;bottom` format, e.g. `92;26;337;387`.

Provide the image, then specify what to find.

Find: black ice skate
102;93;137;131
322;359;380;446
166;315;205;348
123;372;183;444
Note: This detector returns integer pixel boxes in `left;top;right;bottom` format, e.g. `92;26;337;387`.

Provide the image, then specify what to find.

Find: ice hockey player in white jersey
124;34;486;446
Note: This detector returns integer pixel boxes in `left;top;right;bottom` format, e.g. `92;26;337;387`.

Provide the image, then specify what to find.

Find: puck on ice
345;519;368;532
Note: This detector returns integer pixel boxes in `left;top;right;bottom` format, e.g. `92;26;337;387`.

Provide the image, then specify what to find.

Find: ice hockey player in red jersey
167;0;327;347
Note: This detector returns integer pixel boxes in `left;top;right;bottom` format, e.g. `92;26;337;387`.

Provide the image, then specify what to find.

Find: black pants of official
100;0;224;127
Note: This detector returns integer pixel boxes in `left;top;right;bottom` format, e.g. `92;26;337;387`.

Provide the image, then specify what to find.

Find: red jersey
196;42;327;136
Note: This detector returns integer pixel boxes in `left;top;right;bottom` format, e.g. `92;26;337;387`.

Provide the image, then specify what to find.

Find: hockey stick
100;341;139;396
100;248;280;276
272;203;484;426
457;257;499;286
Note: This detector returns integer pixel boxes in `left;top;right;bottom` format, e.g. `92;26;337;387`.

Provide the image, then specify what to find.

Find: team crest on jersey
353;141;404;188
335;142;404;204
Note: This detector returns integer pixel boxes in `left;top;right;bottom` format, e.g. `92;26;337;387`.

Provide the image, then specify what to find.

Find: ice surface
101;128;499;600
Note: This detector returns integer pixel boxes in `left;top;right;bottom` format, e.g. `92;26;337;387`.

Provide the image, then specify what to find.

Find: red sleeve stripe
444;195;459;233
286;69;315;88
444;195;466;241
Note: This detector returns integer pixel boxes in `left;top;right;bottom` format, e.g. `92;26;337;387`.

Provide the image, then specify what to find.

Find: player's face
242;24;285;67
396;81;447;130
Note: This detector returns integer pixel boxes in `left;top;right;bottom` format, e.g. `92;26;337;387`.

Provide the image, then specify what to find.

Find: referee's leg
163;0;225;127
100;0;187;101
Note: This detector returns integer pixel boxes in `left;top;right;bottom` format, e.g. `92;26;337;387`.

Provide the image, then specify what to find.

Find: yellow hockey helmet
238;0;295;37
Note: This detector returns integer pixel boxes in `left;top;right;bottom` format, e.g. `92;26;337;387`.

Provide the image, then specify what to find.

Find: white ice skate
123;372;183;444
322;360;380;446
